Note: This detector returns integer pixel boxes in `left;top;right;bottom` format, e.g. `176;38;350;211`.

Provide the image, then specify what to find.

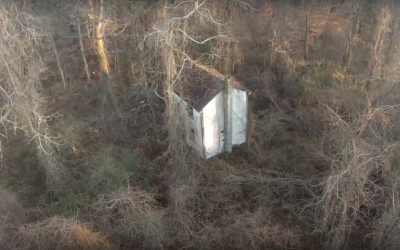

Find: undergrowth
0;0;400;249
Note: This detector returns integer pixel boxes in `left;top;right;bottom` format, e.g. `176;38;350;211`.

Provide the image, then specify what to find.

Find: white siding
173;87;247;159
172;92;182;105
172;92;189;119
191;109;203;155
202;92;224;159
231;89;247;145
172;92;203;156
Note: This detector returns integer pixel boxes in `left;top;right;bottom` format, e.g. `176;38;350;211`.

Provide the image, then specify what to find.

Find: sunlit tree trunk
88;0;118;111
95;2;110;77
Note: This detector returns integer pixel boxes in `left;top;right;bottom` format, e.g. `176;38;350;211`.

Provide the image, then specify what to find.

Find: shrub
90;186;168;248
0;1;64;186
84;146;135;196
0;187;25;223
18;216;111;249
0;187;24;249
317;102;399;248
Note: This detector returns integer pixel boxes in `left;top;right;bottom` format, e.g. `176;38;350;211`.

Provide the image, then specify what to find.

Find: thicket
1;0;400;249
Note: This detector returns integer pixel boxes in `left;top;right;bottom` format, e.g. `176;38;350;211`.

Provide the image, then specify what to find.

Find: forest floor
1;1;400;249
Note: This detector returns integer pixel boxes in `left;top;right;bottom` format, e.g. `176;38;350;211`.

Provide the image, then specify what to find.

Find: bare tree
304;0;311;60
0;2;64;186
343;1;360;65
87;0;118;110
145;0;233;241
77;23;91;83
370;6;393;80
50;34;67;91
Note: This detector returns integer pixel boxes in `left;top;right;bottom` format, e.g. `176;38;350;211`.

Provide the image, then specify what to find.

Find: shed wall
173;87;247;159
172;92;203;156
191;109;203;154
202;92;224;159
231;89;247;145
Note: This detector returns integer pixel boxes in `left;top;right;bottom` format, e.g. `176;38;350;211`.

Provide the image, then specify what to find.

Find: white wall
202;92;224;159
191;109;203;154
231;89;247;145
172;92;203;156
173;88;247;159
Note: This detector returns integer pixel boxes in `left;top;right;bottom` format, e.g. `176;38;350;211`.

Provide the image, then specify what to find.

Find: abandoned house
172;63;248;159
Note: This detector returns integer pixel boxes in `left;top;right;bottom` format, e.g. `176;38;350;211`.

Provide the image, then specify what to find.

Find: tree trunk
343;1;359;65
77;23;91;83
92;0;118;111
50;35;67;91
304;0;310;60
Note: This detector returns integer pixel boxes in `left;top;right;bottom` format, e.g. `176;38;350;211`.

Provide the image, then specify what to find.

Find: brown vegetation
0;0;400;249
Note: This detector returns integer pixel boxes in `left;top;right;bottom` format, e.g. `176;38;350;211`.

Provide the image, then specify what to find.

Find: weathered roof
174;63;247;110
